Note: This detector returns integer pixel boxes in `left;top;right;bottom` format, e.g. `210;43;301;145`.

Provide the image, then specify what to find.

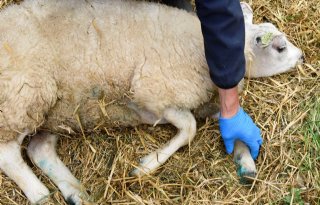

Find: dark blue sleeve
195;0;246;89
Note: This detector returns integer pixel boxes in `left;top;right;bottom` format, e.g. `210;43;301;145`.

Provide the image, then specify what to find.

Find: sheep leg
27;132;92;205
130;107;196;176
0;132;50;204
233;140;257;184
127;102;168;125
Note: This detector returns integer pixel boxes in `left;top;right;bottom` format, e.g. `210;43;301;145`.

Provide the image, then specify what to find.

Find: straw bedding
0;0;319;204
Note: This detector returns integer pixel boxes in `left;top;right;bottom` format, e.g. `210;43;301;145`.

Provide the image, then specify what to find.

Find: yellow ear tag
261;32;273;47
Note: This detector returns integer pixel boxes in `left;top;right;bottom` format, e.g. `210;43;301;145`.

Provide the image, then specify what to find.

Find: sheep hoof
237;165;257;184
129;152;162;177
234;153;257;185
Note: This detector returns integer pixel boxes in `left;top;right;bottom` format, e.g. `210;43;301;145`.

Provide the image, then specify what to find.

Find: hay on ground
0;0;319;204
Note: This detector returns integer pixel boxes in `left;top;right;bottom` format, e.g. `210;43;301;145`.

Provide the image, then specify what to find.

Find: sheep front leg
233;140;257;184
130;107;197;176
27;132;93;205
0;132;50;204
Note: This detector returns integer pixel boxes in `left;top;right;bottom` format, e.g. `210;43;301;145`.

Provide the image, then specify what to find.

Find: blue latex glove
219;107;263;160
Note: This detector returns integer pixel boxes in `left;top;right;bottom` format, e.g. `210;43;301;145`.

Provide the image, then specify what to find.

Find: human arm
195;0;263;159
195;0;245;89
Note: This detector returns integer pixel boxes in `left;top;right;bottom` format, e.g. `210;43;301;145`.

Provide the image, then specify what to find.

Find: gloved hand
219;107;263;160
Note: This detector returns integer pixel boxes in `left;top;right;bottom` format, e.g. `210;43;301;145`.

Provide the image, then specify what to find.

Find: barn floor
0;0;319;204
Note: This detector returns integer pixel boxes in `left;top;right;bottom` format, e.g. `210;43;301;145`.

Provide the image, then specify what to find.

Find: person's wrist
218;86;240;118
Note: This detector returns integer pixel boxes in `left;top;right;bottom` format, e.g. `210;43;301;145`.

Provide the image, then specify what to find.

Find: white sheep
0;0;303;204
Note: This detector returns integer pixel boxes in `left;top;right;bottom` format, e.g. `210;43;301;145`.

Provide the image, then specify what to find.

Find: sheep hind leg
234;140;257;184
130;107;196;176
0;131;50;204
27;132;93;205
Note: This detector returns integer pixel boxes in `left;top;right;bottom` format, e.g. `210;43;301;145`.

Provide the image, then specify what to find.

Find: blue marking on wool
38;160;54;178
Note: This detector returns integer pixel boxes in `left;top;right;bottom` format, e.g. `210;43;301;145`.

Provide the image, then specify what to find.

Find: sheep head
241;2;303;78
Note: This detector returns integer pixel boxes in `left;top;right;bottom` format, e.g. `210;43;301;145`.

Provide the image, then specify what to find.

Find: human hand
218;107;263;160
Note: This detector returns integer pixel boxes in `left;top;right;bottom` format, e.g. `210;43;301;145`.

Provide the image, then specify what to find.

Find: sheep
0;0;303;204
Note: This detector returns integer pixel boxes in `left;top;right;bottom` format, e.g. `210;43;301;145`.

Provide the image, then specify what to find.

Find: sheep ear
240;2;253;24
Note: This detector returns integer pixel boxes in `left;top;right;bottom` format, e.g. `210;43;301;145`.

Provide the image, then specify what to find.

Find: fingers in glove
223;139;235;154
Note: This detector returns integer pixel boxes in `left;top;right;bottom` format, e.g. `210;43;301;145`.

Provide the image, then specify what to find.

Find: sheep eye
256;36;261;44
277;46;286;53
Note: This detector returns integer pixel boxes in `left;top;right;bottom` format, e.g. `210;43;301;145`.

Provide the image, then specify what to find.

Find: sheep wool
0;0;216;142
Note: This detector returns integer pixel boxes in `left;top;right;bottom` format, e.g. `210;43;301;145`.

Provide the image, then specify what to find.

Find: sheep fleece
0;0;216;141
